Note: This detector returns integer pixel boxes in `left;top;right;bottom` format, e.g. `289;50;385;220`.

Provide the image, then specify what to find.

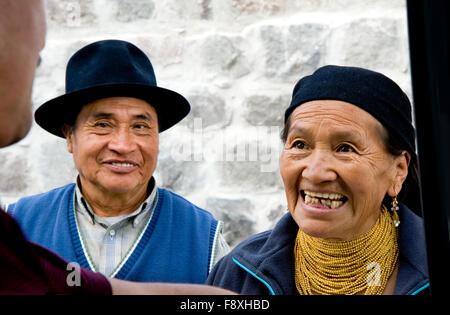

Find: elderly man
0;0;235;295
7;39;229;284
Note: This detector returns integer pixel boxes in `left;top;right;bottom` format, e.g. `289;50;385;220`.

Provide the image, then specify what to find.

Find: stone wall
0;0;411;247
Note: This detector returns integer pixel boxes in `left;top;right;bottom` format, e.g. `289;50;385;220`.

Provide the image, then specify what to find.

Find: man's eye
337;144;355;153
133;123;152;132
95;122;110;128
293;140;306;150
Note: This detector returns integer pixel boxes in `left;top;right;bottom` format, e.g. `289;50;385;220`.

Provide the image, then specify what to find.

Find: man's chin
97;180;144;196
102;185;139;195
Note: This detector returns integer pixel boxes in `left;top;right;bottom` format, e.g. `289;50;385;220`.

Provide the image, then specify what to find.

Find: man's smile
103;159;139;173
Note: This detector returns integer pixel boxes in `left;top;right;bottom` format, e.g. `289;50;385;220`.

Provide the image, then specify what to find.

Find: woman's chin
292;206;346;240
298;222;335;239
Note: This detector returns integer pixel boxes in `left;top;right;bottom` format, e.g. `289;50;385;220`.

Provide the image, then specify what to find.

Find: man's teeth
304;191;345;209
111;162;134;167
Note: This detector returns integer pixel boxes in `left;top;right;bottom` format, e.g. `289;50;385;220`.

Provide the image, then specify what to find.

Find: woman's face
280;100;409;240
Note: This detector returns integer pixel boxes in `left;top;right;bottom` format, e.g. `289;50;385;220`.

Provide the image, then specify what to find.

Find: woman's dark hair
381;128;422;216
281;115;422;216
280;114;292;145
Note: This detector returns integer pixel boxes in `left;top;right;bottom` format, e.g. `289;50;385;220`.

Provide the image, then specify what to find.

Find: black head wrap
285;65;416;155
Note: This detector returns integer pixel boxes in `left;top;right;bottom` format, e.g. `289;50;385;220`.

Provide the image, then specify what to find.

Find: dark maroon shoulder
0;209;111;295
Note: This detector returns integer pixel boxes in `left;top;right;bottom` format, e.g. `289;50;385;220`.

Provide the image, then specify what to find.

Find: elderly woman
206;65;430;295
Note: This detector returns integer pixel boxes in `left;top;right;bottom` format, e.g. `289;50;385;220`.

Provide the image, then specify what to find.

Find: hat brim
34;83;190;138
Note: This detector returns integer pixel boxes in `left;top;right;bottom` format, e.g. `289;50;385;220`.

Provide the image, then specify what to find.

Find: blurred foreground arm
109;278;237;295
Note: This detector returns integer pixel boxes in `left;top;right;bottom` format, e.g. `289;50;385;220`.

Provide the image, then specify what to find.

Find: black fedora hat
35;39;190;137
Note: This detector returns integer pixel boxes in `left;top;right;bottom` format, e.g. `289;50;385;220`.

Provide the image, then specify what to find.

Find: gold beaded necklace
294;206;398;295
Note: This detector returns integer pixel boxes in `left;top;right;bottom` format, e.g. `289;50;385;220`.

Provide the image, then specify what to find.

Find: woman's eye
337;144;355;153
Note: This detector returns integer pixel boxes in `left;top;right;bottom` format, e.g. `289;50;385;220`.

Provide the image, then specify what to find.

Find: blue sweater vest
8;184;219;284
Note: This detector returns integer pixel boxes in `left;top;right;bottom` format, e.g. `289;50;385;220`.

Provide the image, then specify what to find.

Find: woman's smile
300;189;348;212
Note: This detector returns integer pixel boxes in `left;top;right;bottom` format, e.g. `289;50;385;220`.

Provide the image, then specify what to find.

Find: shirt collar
75;176;157;228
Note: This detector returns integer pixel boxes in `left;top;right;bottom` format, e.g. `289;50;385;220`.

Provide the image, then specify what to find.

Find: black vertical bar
407;0;450;295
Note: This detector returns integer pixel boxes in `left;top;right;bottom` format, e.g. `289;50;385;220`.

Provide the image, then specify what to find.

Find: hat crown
35;39;190;137
65;40;157;93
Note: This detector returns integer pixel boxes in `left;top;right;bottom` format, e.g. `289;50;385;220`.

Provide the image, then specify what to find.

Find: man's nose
107;127;137;154
301;149;337;183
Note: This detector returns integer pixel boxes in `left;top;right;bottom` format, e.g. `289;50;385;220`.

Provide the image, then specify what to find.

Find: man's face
65;97;159;199
0;0;46;147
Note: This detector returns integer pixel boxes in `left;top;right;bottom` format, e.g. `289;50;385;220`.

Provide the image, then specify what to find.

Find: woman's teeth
303;191;345;209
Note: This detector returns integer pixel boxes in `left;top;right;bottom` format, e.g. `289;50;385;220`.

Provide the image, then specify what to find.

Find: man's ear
388;151;411;197
62;124;73;154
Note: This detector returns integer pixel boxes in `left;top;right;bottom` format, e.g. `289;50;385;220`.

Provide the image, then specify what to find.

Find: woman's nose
301;150;337;183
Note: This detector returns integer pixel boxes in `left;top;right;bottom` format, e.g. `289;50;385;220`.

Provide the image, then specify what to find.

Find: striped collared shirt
74;178;229;277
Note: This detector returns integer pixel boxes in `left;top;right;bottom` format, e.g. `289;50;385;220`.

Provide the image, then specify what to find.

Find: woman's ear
388;151;411;197
61;124;73;154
